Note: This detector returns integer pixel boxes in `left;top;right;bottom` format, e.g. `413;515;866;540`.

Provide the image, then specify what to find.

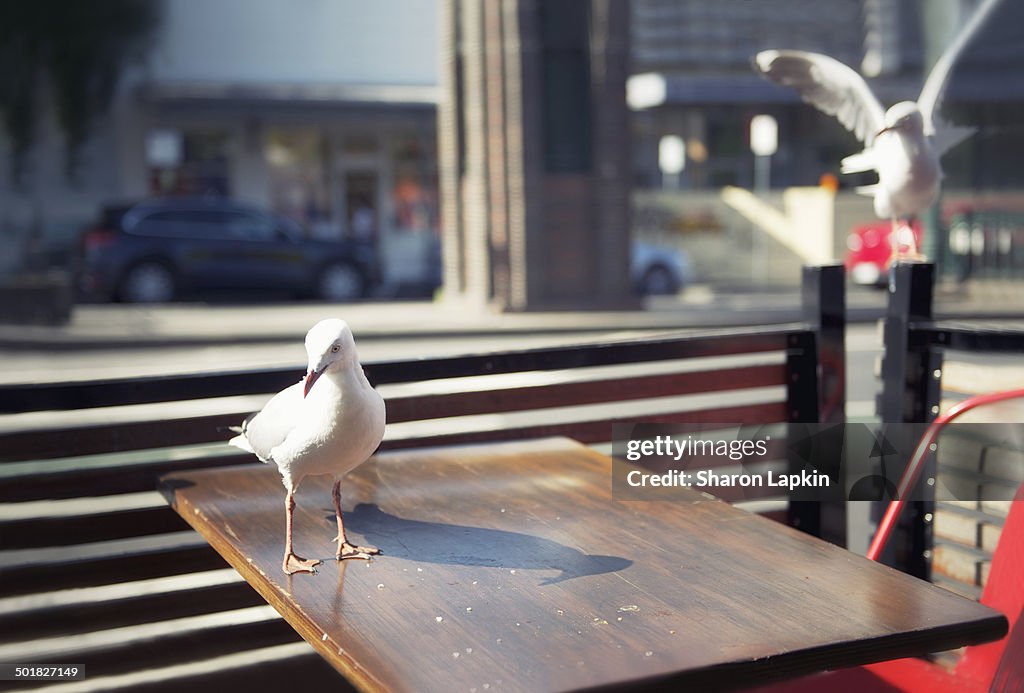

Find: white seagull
229;319;386;575
753;0;1002;258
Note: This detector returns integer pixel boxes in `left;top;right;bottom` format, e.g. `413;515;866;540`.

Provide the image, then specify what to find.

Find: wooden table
159;437;1007;692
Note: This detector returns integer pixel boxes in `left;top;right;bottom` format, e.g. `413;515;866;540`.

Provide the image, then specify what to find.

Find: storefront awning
136;81;440;110
628;72;927;110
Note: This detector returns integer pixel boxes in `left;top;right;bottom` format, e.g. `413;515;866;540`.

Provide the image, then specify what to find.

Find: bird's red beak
303;369;322;398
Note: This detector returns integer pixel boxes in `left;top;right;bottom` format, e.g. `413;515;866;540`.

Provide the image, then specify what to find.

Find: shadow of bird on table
330;503;633;586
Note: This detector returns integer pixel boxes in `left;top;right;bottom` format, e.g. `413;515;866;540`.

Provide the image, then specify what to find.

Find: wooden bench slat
0;604;277;658
3;609;299;683
123;648;348;693
0;543;226;598
0;362;786;463
385;363;786;423
0;413;247;463
1;506;190;550
379;401;789;451
0;580;265;645
0;568;238;612
367;328;797;384
0;454;253;503
1;399;783;502
1;642;345;693
0;327;801;414
0;368;300;415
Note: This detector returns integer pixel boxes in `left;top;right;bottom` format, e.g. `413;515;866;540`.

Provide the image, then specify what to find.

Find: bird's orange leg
891;218;924;263
332;480;380;560
283;492;321;574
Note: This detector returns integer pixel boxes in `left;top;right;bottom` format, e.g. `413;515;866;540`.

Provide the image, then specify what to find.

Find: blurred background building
1;0;1022;295
438;0;634;310
629;0;922;190
628;0;1024;190
627;0;1024;287
1;0;442;289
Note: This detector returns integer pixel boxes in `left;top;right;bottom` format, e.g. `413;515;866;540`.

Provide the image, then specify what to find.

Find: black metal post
786;321;822;539
789;264;847;546
879;262;939;423
802;264;846;427
877;261;942;580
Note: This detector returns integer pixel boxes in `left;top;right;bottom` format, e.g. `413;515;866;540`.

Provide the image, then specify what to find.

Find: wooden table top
160;437;1007;692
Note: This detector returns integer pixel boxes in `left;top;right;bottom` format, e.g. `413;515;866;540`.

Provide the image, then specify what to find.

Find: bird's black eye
331;344;340;353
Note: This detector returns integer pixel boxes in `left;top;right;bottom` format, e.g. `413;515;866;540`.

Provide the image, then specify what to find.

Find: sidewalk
0;280;1020;351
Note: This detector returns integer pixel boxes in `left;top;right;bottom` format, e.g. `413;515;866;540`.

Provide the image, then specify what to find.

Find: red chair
752;389;1024;692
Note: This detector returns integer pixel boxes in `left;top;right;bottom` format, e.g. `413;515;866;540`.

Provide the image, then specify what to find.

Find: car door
129;208;230;289
214;209;307;291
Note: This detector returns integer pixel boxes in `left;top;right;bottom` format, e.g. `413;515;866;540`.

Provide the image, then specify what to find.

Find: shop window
345;172;379;243
391;133;439;234
265;129;333;238
343;134;379;156
147;130;231;197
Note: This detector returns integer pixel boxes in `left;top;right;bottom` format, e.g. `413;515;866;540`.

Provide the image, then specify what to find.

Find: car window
100;206;131;229
219;211;280;241
130;210;229;240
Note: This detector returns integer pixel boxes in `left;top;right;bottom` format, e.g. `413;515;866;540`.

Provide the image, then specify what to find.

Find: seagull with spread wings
753;0;1002;259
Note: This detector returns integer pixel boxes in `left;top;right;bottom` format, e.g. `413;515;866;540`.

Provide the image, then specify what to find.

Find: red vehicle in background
844;219;923;286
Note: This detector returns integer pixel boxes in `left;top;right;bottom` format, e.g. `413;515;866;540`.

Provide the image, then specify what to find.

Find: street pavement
0;280;1021;354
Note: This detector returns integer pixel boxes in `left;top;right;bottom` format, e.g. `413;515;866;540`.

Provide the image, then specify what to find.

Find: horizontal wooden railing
0;321;827;692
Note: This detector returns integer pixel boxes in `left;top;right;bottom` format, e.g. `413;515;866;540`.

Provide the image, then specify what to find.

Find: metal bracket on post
877;261;942;580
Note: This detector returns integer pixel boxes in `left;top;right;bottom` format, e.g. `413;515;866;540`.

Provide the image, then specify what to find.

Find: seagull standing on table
752;0;1002;259
229;319;385;575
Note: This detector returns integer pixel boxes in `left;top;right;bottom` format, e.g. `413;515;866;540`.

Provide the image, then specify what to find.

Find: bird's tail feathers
841;150;875;175
931;123;975;157
228;434;255;454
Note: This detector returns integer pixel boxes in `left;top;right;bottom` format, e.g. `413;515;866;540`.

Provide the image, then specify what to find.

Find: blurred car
78;198;379;303
633;241;692;295
844;220;922;287
406;238;691;298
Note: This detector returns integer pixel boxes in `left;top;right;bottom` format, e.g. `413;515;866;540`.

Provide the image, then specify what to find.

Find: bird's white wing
753;50;886;145
918;0;1002;138
840;150;877;175
234;381;304;463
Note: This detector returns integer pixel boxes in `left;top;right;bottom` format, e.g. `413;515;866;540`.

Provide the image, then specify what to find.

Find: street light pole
754;154;771;194
920;0;960;277
659;134;686;191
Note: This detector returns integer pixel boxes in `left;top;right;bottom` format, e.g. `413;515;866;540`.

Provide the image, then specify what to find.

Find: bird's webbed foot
283;552;321;575
333;535;381;560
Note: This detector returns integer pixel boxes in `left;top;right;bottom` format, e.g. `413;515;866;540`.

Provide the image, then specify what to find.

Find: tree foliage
0;1;158;182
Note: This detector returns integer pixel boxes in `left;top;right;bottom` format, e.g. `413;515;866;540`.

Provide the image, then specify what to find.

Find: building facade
629;0;927;191
438;0;635;310
1;0;442;288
